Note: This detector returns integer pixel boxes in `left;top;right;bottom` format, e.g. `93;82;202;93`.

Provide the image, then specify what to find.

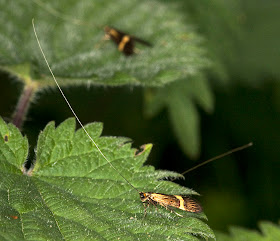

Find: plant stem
12;81;38;129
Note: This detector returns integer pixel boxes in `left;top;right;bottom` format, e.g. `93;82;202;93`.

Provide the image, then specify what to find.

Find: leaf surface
0;0;208;87
0;118;215;240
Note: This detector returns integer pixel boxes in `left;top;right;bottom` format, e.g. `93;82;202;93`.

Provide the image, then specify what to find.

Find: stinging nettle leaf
0;0;209;87
0;117;215;240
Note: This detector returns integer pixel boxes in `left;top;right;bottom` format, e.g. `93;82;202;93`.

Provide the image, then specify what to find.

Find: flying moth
32;0;152;56
104;26;152;56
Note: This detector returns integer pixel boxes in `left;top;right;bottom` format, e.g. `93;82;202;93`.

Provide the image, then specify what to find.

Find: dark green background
1;0;280;235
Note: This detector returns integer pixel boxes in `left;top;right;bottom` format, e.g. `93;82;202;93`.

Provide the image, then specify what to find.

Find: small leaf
168;93;200;159
216;221;280;241
145;76;214;158
0;117;215;240
0;118;28;173
0;0;208;87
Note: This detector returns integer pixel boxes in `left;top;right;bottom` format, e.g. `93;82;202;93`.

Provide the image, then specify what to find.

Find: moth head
104;26;111;34
139;192;149;202
104;26;119;39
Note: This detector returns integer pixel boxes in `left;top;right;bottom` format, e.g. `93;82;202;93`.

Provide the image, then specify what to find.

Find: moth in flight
104;26;152;56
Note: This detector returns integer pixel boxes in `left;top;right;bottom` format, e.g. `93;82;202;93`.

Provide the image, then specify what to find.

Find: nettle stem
12;81;38;129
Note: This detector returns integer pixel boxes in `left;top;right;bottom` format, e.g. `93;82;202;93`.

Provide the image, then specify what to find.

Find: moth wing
182;196;203;213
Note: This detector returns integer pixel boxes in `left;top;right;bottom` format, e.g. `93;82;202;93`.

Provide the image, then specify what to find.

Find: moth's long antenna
180;142;253;177
32;0;90;26
168;142;253;182
32;19;139;193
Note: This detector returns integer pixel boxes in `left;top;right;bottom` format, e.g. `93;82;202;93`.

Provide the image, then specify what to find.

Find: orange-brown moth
104;26;152;56
140;192;202;217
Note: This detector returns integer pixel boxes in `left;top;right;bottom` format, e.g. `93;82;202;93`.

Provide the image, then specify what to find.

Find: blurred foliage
216;221;280;241
0;0;279;238
145;75;214;158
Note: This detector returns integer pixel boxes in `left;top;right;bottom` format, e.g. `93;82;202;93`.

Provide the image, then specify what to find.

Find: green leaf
0;117;215;240
180;0;243;83
0;0;208;87
216;221;280;241
0;118;28;173
145;75;214;158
